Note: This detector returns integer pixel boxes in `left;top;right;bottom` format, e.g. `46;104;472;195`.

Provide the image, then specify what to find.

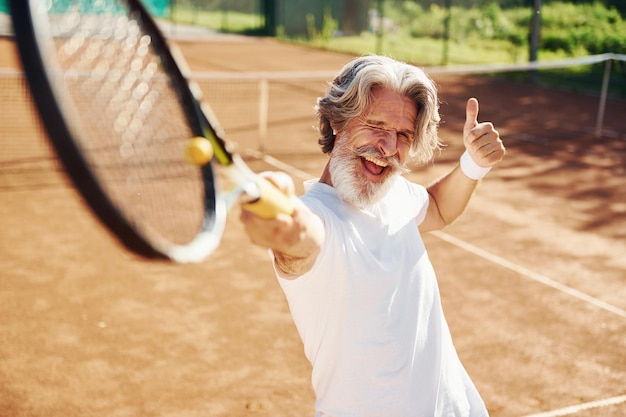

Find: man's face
329;87;417;208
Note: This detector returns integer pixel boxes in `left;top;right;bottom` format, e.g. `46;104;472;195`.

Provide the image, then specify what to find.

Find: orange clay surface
1;36;625;417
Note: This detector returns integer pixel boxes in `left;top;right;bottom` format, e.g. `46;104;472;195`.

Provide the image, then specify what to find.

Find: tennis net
2;52;625;189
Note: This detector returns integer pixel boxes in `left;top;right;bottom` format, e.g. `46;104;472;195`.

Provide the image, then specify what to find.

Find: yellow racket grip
242;177;296;219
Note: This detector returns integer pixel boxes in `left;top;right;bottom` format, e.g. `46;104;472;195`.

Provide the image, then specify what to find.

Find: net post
258;78;269;152
595;58;612;139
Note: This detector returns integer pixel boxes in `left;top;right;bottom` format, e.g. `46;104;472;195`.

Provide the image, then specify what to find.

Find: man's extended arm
419;98;505;232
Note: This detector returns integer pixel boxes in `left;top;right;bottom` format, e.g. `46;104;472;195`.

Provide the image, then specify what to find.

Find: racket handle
242;177;296;219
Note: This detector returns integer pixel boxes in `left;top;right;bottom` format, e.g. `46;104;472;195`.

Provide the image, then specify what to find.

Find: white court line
251;151;314;181
259;153;626;320
431;231;626;319
521;394;626;417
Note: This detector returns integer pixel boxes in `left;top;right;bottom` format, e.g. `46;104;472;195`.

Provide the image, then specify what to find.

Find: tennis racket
10;0;294;263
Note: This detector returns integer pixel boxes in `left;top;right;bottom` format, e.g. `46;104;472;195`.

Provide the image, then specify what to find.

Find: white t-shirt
275;176;488;417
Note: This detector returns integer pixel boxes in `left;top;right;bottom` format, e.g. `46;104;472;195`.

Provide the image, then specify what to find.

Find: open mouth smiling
361;155;389;177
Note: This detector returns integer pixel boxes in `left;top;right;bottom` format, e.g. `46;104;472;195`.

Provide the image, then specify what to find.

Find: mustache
354;146;410;174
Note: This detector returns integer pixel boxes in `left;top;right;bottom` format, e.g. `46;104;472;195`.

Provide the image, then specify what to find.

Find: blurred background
1;1;625;416
2;1;624;98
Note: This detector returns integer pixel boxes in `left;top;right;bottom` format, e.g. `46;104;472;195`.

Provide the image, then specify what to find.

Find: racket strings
43;0;206;246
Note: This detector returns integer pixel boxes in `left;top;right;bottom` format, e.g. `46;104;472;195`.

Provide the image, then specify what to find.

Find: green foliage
388;1;626;58
169;5;263;34
170;0;258;14
538;2;626;55
325;1;626;98
306;6;338;47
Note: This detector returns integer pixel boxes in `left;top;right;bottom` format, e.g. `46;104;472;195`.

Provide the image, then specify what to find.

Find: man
240;55;505;416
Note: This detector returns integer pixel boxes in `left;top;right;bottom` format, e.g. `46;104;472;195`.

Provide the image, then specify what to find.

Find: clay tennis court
1;31;625;417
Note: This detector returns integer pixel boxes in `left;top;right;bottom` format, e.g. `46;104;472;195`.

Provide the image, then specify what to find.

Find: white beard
329;135;404;209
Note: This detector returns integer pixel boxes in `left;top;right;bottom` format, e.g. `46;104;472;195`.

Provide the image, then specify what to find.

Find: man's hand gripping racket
10;0;294;262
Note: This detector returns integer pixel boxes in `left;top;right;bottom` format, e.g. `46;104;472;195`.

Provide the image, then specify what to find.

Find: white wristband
460;150;491;180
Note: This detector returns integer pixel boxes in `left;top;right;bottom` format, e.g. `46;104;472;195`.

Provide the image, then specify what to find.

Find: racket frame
10;0;228;262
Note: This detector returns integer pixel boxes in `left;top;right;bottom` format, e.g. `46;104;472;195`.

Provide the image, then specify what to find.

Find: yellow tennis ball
185;137;213;165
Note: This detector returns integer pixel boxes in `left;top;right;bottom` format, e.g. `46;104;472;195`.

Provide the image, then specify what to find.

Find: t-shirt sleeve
414;184;429;226
397;177;429;226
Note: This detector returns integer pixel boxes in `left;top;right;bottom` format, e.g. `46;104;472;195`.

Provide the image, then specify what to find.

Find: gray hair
316;55;441;165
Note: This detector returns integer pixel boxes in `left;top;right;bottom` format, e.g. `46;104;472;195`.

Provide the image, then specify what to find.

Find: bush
406;4;448;39
538;2;626;55
585;33;626;55
541;33;575;55
392;1;625;55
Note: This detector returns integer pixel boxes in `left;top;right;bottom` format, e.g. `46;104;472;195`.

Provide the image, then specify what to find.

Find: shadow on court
1;37;625;417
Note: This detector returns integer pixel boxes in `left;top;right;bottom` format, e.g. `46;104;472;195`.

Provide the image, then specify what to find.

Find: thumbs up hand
462;98;505;169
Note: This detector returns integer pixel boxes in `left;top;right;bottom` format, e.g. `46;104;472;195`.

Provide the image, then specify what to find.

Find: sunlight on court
1;33;625;417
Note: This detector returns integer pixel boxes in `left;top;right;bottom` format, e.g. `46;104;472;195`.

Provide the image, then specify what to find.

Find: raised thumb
464;97;479;136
